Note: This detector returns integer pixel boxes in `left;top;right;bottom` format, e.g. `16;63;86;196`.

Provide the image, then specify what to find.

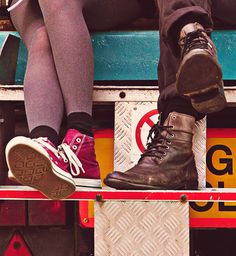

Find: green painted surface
0;30;236;84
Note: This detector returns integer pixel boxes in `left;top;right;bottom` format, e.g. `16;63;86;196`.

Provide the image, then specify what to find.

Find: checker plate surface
95;201;189;256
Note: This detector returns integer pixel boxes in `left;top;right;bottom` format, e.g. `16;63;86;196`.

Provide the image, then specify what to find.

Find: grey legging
10;0;236;132
10;0;143;134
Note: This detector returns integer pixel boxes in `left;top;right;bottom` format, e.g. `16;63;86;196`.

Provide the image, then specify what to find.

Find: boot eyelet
165;146;169;150
64;159;68;163
170;134;175;138
172;115;176;119
76;138;81;143
163;152;167;156
167;141;171;145
72;145;77;150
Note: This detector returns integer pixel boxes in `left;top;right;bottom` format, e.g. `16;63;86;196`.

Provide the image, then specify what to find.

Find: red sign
135;109;159;152
4;232;32;256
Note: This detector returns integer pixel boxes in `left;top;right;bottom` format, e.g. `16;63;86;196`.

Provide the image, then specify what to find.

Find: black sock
29;126;59;146
67;112;93;137
161;97;205;124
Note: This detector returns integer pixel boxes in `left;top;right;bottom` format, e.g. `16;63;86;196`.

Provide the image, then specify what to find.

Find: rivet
83;218;89;223
96;194;103;202
180;194;188;203
119;91;126;99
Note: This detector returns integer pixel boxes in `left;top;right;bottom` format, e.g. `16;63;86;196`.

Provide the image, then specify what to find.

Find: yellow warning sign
190;129;236;220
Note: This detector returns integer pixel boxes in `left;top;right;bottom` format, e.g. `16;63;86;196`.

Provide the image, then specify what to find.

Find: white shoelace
34;137;85;176
59;143;85;176
33;137;68;164
33;137;59;154
7;0;25;12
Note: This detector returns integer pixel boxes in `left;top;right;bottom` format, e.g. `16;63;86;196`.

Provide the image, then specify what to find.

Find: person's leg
104;0;221;190
156;0;226;116
10;0;64;146
7;0;75;199
157;0;213;56
35;0;143;188
37;0;142;138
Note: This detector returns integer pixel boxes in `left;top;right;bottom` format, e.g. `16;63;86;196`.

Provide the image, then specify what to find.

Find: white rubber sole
6;137;76;200
74;177;102;188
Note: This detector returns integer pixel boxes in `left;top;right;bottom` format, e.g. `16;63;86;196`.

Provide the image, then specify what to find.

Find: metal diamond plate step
95;201;189;256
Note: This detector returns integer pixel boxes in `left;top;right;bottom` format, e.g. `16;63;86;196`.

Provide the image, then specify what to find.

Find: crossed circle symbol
135;109;159;153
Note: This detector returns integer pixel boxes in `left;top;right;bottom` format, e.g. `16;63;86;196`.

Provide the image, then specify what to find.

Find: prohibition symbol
135;109;159;153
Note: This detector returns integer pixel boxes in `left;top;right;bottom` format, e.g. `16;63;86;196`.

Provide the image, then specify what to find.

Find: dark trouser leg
155;0;220;120
212;0;236;27
156;0;213;56
157;0;236;120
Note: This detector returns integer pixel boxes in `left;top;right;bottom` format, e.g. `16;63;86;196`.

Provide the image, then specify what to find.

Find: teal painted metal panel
0;30;236;83
213;31;236;81
0;32;27;85
92;31;159;81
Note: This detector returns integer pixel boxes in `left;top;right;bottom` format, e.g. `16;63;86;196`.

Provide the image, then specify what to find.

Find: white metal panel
1;85;236;104
95;201;189;256
193;117;206;188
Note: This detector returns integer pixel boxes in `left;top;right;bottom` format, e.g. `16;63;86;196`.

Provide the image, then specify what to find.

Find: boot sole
6;138;76;200
191;85;226;113
104;177;198;190
176;50;226;113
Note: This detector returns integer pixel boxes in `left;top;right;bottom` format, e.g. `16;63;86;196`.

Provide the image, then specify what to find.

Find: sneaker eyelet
64;159;68;163
76;138;81;143
172;115;176;119
72;145;77;150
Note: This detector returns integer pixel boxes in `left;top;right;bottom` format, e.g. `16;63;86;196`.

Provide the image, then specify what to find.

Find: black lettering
207;145;233;175
190;182;214;212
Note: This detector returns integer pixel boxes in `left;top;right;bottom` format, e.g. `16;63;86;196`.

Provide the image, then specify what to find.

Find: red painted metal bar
190;218;236;228
1;187;236;202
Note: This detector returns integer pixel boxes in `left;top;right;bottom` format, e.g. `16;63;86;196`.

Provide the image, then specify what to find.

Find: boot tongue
179;22;204;40
163;112;195;134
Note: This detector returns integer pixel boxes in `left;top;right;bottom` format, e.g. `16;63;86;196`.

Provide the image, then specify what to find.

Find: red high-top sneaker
59;129;101;188
5;136;76;199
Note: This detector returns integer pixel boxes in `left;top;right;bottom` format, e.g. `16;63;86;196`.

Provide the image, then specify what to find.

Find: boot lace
140;123;174;160
58;143;85;176
179;29;213;58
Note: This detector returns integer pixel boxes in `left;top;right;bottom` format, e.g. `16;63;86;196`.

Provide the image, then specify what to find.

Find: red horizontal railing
1;186;236;202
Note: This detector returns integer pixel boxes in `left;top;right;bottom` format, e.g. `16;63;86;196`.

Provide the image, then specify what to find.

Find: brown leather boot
104;112;198;190
176;23;226;114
